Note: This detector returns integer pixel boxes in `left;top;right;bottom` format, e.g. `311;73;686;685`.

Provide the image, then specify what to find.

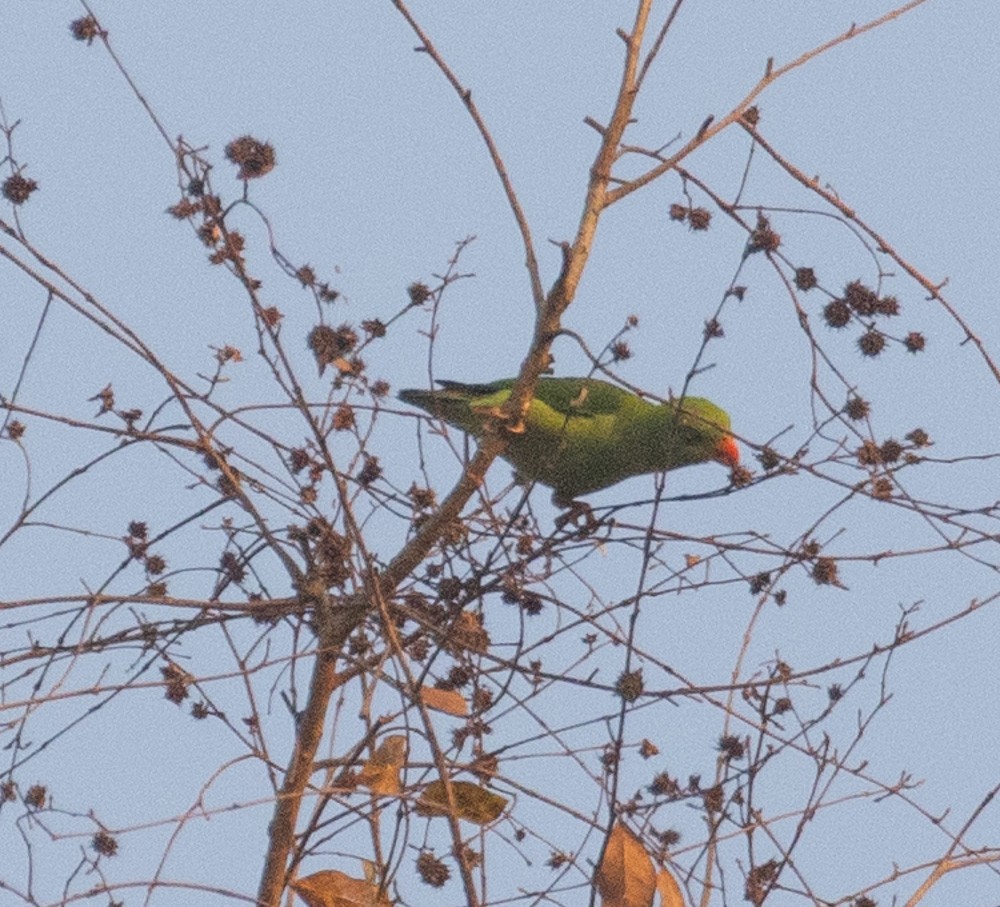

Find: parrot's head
713;434;740;468
671;398;739;471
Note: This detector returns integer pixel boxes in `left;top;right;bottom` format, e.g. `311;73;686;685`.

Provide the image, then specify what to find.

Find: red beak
715;436;740;468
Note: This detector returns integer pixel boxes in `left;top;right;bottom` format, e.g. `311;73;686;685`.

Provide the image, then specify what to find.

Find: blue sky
2;3;999;905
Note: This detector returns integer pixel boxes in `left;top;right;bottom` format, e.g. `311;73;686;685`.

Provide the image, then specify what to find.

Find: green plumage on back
399;377;738;505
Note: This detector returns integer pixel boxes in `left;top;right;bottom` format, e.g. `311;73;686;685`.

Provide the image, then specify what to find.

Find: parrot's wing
530;378;632;419
435;377;634;421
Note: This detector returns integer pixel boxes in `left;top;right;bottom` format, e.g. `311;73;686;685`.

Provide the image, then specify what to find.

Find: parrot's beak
715;436;740;468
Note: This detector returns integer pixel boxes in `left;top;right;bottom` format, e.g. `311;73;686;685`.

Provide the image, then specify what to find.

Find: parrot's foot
470;404;525;434
554;499;600;533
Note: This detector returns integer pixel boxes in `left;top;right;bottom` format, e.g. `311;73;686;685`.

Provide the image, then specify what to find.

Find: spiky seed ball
408;282;432;306
669;203;688;221
261;306;283;328
2;174;38;205
472;688;494;713
844;281;878;316
731;464;753;487
858;327;886;357
880;439;903;462
794;267;817;291
128;521;148;539
757;447;780;471
332;403;355;431
615;669;644;702
857;440;881;466
845;396;871;421
91;831;118;857
747;215;781;253
610;340;631;361
220;551;246;583
357;455;382;487
718;735;746;760
161;663;191;704
650;772;681;797
702;784;724;812
69;16;101;43
308;323;357;374
904;331;926;353
703;318;724;339
639;739;660;759
447;664;474;688
224;136;276;180
521;593;543;615
823;299;851;329
167;198;199;219
288;448;310;473
546;852;570;870
811;557;839;585
872;477;893;500
145;554;166;576
876;294;901;316
688;207;711;230
416;851;450;888
745;860;780;903
25;785;47;809
659;828;681;847
448;610;489;654
307;324;338;371
436;577;462;603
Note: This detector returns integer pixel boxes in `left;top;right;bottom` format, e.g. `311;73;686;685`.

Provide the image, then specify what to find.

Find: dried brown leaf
356;735;407;796
415;780;507;825
291;870;392;907
595;822;656;907
420;686;469;716
656;866;685;907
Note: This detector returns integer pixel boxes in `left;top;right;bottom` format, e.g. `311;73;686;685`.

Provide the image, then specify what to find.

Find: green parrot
399;377;739;506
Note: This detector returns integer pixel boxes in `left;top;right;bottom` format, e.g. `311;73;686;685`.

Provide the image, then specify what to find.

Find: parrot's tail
398;386;473;424
397;388;434;409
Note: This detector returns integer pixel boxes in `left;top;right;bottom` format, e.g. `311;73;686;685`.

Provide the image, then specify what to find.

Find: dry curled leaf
356;735;407;796
291;870;391;907
448;610;490;654
416;780;507;825
595;822;656;907
419;686;468;716
656;867;684;907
